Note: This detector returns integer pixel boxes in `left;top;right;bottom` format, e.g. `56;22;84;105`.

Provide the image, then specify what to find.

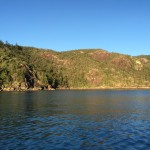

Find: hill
0;41;150;91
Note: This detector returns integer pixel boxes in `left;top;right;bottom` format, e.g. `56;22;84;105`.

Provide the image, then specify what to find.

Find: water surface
0;90;150;149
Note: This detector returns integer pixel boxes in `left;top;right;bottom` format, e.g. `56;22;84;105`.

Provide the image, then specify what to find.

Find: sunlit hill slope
0;41;150;91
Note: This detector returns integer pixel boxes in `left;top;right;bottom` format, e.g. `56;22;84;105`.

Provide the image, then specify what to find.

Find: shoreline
58;87;150;90
1;86;150;92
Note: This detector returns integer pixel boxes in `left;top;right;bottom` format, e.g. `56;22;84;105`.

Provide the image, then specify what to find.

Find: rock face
23;64;50;91
0;64;52;91
24;65;37;89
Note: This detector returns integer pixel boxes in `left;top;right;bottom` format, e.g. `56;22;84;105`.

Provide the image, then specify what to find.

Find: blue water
0;90;150;149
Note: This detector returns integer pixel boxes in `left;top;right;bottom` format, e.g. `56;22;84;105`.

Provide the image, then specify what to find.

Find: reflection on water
0;90;150;149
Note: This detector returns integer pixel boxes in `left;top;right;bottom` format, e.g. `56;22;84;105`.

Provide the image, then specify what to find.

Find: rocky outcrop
0;64;54;91
24;64;37;89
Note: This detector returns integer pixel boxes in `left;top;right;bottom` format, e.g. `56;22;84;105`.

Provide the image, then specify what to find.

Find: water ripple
1;90;150;149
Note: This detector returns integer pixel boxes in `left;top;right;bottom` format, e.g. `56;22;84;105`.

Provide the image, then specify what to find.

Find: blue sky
0;0;150;55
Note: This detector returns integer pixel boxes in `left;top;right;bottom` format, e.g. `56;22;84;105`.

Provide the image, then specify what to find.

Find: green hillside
0;41;150;91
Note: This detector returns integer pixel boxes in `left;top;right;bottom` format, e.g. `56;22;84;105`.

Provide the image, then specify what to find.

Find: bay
0;90;150;149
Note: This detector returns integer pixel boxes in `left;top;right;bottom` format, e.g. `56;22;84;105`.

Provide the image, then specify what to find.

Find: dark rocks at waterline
0;84;54;92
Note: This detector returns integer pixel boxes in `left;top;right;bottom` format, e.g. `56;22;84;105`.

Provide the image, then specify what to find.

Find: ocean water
0;90;150;149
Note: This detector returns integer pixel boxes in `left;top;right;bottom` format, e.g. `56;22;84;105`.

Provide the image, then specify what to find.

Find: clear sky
0;0;150;55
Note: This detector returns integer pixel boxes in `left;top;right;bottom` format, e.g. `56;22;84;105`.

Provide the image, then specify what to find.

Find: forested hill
0;41;150;91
